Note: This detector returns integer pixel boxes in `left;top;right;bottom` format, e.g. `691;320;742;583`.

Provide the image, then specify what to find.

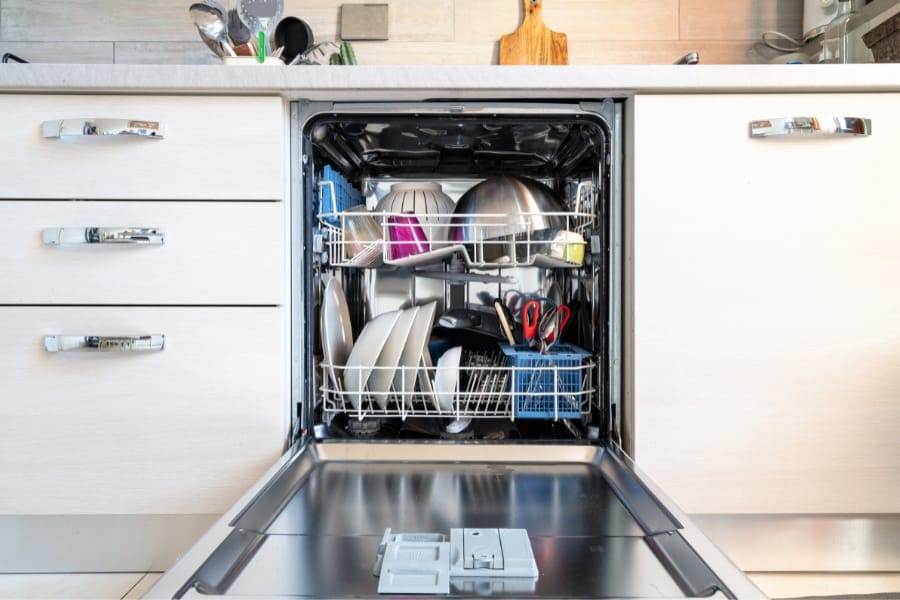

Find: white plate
343;310;401;410
419;340;435;408
394;301;437;402
434;346;462;413
321;277;354;390
367;306;418;409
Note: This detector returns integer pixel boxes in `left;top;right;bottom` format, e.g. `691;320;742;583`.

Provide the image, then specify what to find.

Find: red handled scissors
544;305;572;344
521;300;541;347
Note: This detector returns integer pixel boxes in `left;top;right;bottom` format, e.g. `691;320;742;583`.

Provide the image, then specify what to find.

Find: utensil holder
500;343;591;419
222;56;284;65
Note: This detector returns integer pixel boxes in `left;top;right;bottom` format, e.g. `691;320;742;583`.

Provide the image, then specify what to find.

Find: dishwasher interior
300;103;616;444
149;102;761;599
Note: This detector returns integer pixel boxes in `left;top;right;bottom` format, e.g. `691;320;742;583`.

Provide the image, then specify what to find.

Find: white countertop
1;64;900;98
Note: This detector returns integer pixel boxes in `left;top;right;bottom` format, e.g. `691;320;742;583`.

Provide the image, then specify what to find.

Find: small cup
342;205;382;259
387;213;430;260
548;230;586;265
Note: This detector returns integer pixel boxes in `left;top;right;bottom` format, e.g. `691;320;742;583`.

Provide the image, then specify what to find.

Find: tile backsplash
0;0;802;65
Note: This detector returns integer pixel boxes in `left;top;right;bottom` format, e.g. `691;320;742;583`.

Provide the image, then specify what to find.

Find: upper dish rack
316;181;598;269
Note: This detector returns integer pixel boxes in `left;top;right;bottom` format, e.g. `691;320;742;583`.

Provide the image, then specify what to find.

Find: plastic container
387;213;429;260
222;56;284;65
499;343;590;419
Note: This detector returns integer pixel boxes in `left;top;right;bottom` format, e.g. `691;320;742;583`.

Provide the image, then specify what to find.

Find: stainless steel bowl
449;176;567;262
450;176;567;243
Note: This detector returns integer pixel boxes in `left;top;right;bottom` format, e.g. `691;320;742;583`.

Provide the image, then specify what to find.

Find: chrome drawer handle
41;118;164;139
43;335;165;353
750;116;871;138
42;227;164;246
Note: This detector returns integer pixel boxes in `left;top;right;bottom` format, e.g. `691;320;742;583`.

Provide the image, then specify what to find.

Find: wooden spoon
499;0;568;65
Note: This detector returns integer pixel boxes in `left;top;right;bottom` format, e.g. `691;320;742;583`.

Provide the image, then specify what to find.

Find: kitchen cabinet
0;306;285;515
0;94;289;573
0;201;284;305
631;93;900;515
0;95;284;200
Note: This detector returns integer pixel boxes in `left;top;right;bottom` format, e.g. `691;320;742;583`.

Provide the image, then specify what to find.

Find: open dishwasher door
146;440;763;598
147;101;765;598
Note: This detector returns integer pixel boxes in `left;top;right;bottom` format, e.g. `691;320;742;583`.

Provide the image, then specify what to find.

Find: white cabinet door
632;94;900;514
0;95;285;200
0;201;284;305
0;307;286;515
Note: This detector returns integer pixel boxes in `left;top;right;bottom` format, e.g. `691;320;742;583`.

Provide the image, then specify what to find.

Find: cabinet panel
0;201;284;305
0;95;285;200
632;93;900;513
0;306;286;515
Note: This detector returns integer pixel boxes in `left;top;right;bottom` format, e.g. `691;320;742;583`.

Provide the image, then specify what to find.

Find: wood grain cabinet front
631;93;900;515
0;306;286;515
0;201;284;305
0;95;285;200
0;94;289;571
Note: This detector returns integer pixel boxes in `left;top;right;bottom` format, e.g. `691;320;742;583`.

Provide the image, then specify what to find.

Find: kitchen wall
0;0;801;65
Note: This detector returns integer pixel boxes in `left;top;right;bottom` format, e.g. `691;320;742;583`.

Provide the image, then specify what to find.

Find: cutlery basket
499;343;591;419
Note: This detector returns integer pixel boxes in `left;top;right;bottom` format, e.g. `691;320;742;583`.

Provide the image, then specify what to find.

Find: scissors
521;300;542;348
543;304;572;344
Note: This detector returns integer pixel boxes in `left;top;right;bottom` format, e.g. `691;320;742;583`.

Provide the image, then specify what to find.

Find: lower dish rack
320;347;597;421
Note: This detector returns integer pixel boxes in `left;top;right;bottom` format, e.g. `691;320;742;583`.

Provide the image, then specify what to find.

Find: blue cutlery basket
499;343;591;419
318;164;362;226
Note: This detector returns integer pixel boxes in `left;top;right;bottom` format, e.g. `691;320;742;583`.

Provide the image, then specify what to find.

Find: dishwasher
147;101;764;599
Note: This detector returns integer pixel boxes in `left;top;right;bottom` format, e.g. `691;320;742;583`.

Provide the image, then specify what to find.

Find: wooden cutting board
499;0;568;65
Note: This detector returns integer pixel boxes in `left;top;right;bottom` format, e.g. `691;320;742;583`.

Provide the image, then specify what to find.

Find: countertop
2;64;900;99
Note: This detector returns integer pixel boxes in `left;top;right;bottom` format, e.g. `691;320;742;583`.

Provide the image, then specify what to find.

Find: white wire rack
317;182;598;269
320;356;597;422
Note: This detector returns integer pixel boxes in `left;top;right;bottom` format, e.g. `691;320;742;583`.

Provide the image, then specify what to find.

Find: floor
0;572;898;598
748;573;900;598
0;573;160;599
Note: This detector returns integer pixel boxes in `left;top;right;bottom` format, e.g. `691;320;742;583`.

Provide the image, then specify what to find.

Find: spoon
189;3;237;57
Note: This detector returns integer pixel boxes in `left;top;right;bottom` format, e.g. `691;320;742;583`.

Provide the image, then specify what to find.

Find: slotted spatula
237;0;283;63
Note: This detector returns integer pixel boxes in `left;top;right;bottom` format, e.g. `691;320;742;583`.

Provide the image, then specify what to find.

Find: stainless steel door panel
263;462;644;537
146;442;764;599
217;535;685;598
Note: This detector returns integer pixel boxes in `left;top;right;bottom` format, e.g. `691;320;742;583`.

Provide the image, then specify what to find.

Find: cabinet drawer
0;95;284;200
0;201;284;305
0;306;286;515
